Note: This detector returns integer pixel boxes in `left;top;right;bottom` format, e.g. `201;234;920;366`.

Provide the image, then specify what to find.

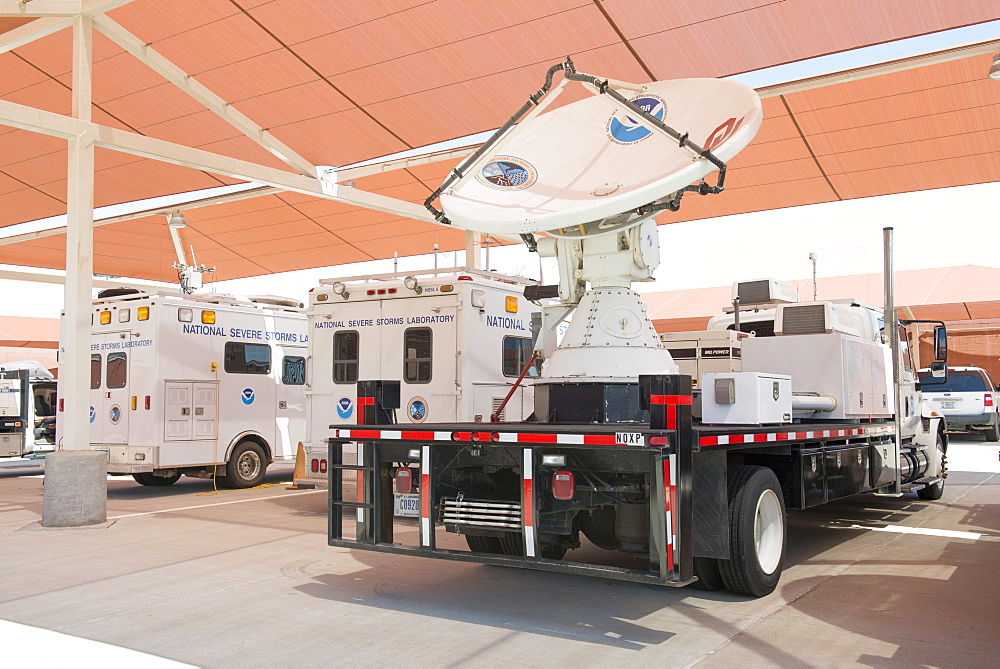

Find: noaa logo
109;404;122;425
337;397;354;419
607;94;666;145
89;406;96;423
241;388;255;405
407;397;428;423
476;155;537;190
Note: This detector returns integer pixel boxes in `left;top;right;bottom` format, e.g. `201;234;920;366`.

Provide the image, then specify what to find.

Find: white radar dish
440;78;762;236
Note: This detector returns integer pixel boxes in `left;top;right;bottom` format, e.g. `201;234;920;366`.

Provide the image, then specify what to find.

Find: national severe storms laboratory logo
476;155;537;190
607;94;666;145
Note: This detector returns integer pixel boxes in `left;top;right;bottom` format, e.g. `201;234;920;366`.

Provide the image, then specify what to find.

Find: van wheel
132;472;180;486
719;466;786;597
225;441;267;488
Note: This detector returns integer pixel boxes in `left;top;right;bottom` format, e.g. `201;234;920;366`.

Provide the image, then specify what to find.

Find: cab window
333;331;359;384
282;356;306;385
502;336;540;377
90;354;102;389
404;327;432;383
224;342;271;374
106;352;127;389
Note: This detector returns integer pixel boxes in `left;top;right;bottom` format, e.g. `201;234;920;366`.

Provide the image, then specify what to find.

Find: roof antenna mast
167;212;215;294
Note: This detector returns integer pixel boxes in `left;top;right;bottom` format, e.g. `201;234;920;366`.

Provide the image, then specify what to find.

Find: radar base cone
541;288;677;381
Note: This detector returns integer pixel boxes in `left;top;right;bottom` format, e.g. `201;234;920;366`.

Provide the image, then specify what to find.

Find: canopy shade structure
0;2;999;282
0;314;60;349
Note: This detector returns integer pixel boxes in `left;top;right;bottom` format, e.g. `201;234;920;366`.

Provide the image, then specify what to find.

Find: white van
61;289;308;487
298;268;540;486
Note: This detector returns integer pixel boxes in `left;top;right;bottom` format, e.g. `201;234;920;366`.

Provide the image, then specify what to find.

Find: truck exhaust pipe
883;227;902;495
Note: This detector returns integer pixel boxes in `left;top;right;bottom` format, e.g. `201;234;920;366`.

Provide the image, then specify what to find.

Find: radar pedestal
533;287;673;422
532;221;677;422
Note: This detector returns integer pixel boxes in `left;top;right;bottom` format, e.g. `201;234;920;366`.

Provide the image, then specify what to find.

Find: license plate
940;401;955;409
393;492;420;517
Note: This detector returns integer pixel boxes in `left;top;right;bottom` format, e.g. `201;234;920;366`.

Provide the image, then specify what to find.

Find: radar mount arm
424;57;731;226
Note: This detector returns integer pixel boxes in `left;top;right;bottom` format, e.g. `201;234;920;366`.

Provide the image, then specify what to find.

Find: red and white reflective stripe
420;445;431;546
699;424;895;447
336;429;627;445
496;432;621;445
523;449;535;558
650;394;692;431
663;454;676;571
356;447;365;523
336;429;453;441
357;396;375;406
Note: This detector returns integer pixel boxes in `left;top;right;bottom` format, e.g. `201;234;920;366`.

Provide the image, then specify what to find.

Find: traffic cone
286;442;307;489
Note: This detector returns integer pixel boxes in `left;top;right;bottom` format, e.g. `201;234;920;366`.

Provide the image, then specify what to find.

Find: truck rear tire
465;535;503;553
223;441;267;488
984;424;999;442
719;465;786;597
690;556;725;591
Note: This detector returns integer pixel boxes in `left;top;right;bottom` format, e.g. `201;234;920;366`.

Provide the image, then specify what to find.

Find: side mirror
929;361;946;378
933;325;947;362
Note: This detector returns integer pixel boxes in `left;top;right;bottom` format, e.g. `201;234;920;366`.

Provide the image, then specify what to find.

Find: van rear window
225;342;271;374
333;331;359;384
91;354;102;389
404;327;432;383
107;352;127;389
282;356;306;385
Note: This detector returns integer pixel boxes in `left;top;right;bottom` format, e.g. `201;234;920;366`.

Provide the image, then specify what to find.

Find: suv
919;365;999;441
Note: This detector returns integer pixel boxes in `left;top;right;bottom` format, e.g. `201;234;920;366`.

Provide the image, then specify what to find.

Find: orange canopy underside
0;1;998;282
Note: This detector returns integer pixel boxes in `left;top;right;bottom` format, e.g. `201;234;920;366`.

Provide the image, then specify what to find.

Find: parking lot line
108;489;324;520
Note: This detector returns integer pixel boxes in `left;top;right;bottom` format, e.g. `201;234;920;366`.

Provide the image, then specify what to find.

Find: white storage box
702;372;792;425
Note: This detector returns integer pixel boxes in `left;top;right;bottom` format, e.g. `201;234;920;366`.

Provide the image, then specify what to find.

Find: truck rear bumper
943;413;997;429
327;424;694;587
93;445;159;472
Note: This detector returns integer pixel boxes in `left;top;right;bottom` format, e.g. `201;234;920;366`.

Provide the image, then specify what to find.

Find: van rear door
380;296;458;424
102;346;131;444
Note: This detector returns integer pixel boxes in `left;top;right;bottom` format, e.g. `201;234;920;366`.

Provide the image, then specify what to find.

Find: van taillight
145;395;151;410
552;471;574;500
985;393;994;408
396;467;413;493
310;459;319;473
58;399;64;412
320;460;327;474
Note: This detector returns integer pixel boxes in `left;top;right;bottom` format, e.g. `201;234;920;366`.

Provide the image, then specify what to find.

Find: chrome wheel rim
237;449;262;481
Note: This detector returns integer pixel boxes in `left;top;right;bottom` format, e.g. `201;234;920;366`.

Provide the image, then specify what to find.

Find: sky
1;20;998;320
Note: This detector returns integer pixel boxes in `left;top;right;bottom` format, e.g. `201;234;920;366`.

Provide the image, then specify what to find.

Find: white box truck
0;361;57;456
60;288;307;487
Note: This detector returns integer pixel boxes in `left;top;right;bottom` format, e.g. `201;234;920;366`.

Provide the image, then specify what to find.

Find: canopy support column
61;13;95;451
464;230;482;270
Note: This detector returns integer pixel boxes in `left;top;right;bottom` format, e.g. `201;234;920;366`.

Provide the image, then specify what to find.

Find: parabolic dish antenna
434;69;762;237
425;60;764;384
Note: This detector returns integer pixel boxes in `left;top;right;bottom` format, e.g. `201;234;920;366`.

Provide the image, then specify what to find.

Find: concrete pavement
0;436;996;667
